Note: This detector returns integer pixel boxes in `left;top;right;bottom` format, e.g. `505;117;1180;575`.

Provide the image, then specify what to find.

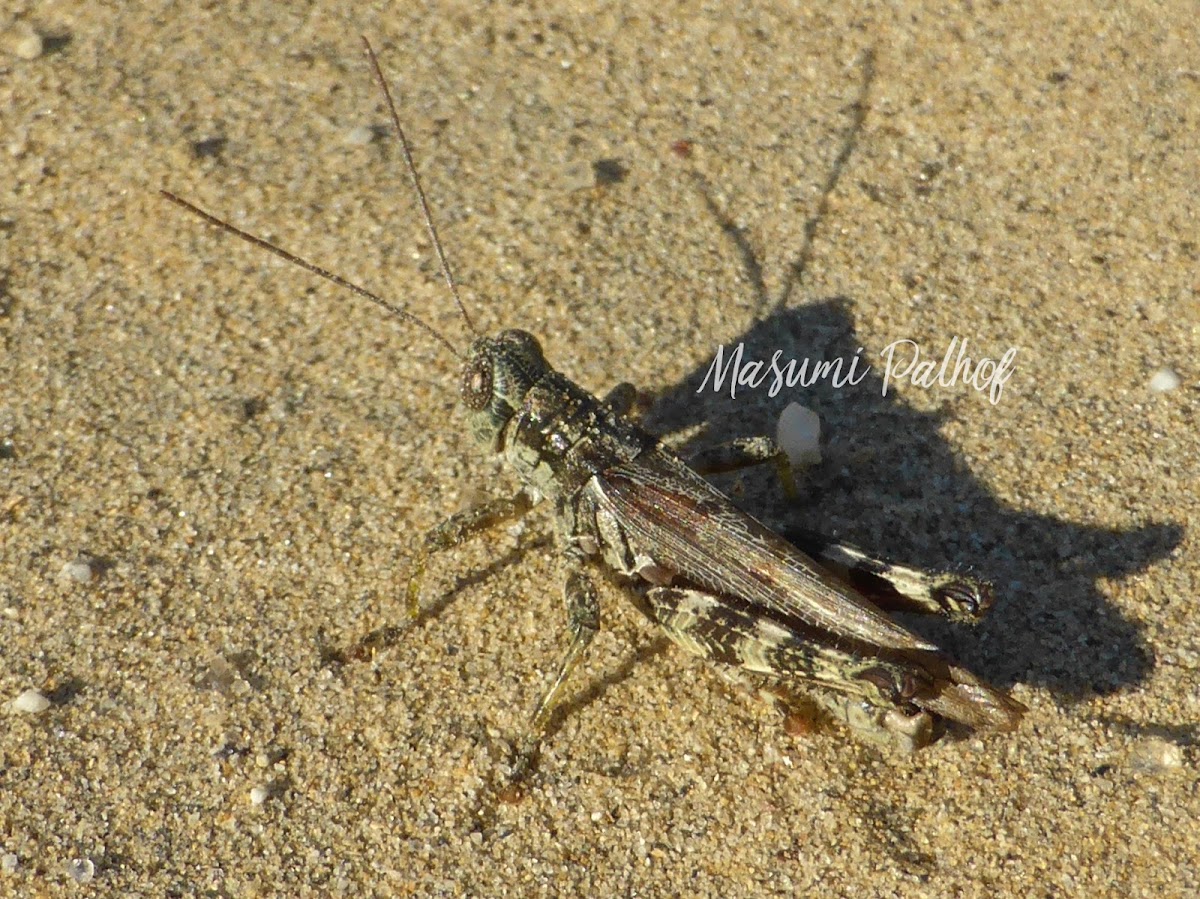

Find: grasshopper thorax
462;329;550;451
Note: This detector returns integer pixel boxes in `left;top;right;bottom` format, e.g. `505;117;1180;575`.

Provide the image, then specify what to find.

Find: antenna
362;35;477;336
159;190;460;359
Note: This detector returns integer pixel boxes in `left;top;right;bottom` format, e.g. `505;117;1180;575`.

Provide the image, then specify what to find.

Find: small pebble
11;688;51;714
557;159;595;192
59;558;94;583
249;785;270;806
196;656;238;695
1148;368;1180;393
344;124;376;146
2;22;43;60
1128;736;1184;775
1;852;18;873
65;857;95;884
776;402;822;468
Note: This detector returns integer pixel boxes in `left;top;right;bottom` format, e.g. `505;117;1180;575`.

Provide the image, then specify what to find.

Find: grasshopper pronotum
164;37;1024;793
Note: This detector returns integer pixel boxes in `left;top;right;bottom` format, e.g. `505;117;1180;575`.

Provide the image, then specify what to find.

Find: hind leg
639;585;934;751
785;529;993;623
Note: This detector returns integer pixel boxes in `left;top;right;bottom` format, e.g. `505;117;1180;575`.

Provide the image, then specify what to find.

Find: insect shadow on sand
642;295;1181;710
637;59;1181;713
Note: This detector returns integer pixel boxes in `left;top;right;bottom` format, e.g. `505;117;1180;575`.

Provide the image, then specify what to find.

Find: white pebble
65;857;95;884
1;852;18;873
344;125;375;146
1148;368;1180;393
557;159;596;192
2;23;43;60
59;558;94;583
776;402;822;468
1129;736;1184;774
11;688;50;714
249;785;270;806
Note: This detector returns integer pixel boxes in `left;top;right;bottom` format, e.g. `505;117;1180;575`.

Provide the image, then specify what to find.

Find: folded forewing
598;451;939;653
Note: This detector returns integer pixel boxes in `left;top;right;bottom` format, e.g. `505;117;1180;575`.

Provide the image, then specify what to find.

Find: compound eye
461;355;493;411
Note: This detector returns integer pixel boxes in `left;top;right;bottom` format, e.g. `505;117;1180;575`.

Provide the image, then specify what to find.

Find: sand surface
2;3;1197;896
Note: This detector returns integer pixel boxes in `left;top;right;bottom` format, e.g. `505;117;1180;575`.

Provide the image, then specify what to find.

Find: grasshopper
164;37;1024;790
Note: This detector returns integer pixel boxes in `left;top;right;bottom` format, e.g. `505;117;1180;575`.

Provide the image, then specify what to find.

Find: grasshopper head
460;329;549;450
